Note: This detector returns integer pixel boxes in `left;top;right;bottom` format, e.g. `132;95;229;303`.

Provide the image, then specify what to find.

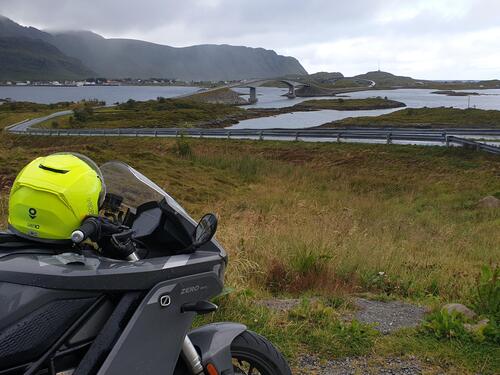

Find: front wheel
231;330;292;375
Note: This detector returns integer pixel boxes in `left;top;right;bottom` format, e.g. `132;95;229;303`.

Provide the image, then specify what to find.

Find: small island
319;106;500;128
432;90;481;96
293;98;406;111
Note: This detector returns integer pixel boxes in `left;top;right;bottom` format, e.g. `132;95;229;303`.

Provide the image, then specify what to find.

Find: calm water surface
0;85;200;104
228;108;401;129
345;88;500;110
232;87;500;129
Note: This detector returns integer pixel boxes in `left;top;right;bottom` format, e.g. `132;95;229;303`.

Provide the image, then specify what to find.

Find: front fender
188;322;247;374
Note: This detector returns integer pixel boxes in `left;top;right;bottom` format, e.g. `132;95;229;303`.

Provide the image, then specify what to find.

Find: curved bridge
230;79;310;103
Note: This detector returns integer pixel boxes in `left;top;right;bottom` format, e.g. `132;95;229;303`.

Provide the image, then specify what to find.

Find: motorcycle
0;161;292;375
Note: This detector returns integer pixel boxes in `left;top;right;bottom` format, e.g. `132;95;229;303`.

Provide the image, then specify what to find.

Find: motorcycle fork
182;336;204;375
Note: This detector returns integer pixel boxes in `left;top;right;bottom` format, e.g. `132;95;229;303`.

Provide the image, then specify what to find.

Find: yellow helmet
8;153;105;243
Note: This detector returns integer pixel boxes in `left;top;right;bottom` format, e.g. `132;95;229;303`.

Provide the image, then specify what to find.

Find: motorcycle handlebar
70;217;140;262
71;217;100;244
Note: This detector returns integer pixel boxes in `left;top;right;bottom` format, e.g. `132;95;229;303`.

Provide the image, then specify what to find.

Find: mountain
0;16;307;81
48;31;307;80
0;14;49;39
0;15;95;80
0;37;95;80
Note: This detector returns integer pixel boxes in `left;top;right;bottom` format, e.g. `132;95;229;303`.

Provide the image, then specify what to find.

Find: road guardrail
7;127;500;155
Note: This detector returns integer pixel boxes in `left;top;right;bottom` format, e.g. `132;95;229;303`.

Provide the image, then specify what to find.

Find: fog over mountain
1;0;499;79
0;16;307;80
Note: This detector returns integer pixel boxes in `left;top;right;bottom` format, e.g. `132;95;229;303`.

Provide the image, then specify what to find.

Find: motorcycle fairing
95;271;223;375
0;250;225;291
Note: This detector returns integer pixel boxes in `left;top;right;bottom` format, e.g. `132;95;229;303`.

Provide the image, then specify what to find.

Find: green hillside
355;71;418;87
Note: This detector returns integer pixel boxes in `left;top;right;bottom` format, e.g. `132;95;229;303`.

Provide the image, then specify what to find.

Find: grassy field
0;133;498;373
0;101;76;129
36;98;246;129
324;107;500;128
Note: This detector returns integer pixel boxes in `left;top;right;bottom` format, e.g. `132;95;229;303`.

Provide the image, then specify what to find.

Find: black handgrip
71;217;100;243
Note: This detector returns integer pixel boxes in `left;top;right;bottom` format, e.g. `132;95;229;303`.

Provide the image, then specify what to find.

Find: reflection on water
236;87;500;111
0;85;200;104
345;88;500;110
228;108;402;129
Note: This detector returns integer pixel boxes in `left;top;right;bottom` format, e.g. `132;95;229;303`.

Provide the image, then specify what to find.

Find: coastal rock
442;303;476;320
477;196;500;209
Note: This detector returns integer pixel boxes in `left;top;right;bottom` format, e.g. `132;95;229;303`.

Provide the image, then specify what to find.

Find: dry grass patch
0;135;498;302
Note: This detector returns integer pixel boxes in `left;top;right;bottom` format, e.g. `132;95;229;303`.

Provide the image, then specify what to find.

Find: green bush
483;318;500;344
73;106;94;122
422;266;500;346
174;136;193;158
290;247;331;275
471;265;499;321
423;310;469;340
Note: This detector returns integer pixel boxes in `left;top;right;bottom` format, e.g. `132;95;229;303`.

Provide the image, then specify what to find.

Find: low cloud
1;0;499;79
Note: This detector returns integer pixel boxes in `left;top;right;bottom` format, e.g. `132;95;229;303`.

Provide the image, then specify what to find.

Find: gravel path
354;298;428;334
260;297;431;374
296;355;429;375
258;297;427;334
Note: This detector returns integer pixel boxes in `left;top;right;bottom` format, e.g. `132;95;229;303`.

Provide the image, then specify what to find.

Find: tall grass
0;134;498;303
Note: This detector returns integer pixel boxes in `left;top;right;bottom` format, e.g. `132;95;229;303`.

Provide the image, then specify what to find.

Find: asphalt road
6;109;500;155
7;110;73;131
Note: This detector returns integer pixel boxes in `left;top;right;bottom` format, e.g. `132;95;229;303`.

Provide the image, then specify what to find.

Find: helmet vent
39;164;69;174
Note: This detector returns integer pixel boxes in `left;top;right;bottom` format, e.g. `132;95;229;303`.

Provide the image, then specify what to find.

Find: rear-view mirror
193;213;218;248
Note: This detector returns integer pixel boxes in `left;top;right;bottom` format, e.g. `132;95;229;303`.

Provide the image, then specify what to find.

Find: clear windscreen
99;161;194;224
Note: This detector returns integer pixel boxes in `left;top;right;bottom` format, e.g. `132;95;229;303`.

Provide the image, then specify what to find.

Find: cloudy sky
1;0;499;79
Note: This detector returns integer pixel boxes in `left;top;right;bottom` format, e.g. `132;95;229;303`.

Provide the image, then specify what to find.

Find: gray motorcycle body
0;231;244;374
0;161;249;374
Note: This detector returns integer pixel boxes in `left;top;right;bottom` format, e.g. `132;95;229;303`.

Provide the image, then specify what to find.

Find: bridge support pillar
287;86;296;99
249;87;258;104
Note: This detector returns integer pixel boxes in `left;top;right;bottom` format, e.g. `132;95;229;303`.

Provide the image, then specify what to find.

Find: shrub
290;248;331;276
174;136;193;158
50;120;59;129
119;99;137;110
471;265;499;321
423;310;469;340
423;265;500;345
73;106;94;122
